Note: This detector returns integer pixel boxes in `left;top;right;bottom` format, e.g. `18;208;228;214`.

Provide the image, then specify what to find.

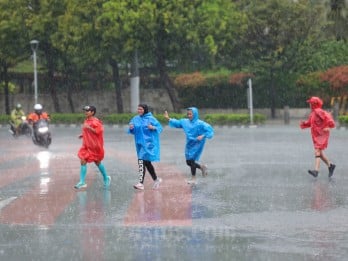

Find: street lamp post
30;40;39;104
247;78;254;126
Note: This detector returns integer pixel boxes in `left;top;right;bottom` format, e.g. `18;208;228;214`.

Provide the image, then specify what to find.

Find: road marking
0;197;17;211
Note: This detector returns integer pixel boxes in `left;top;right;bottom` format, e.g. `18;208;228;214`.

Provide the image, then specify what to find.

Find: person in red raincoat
74;105;111;189
300;96;336;178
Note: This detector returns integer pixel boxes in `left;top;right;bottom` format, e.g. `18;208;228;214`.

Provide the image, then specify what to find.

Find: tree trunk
269;68;276;119
64;61;75;113
109;58;123;113
44;46;60;112
2;64;10;114
156;51;181;113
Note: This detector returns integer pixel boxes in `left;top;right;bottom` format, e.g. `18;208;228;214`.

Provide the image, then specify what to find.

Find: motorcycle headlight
38;127;49;133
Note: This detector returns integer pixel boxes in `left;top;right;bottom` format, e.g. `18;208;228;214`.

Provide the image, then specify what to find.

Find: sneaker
104;176;111;187
328;164;336;177
308;170;318;178
187;177;197;185
152;178;162;189
201;164;208;177
74;182;87;189
133;183;144;190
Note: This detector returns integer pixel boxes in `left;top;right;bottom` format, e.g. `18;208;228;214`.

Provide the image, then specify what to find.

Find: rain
1;122;348;260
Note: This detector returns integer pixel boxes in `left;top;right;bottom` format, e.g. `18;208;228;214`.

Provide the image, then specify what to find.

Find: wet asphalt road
1;123;348;261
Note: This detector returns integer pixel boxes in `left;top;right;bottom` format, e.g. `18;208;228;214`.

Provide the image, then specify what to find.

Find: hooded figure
168;107;214;161
128;104;162;161
128;104;163;190
300;96;335;149
165;107;214;184
300;96;336;178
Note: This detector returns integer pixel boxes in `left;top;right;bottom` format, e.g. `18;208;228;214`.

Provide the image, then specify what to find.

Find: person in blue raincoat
164;107;214;184
128;104;163;190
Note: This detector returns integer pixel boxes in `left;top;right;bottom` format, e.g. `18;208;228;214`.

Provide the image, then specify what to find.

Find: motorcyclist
27;104;50;124
10;103;25;136
27;104;50;139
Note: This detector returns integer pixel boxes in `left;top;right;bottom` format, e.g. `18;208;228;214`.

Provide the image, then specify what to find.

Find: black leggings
186;159;201;176
138;159;157;183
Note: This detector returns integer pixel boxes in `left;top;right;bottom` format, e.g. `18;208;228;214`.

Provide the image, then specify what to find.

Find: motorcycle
9;116;32;138
32;119;52;148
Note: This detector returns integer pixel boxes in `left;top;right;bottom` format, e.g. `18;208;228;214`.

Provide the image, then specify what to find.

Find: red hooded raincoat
78;117;104;162
300;97;335;150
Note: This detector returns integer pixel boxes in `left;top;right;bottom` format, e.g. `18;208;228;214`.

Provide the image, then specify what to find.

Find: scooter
32;119;52;148
9;116;32;138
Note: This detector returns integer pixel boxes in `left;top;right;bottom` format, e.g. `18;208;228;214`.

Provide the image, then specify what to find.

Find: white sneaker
201;164;208;177
104;176;111;187
74;182;87;189
152;178;162;189
133;183;144;190
187;177;197;185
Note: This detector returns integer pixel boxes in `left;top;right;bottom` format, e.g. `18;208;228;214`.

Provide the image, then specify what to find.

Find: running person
300;96;336;178
74;105;111;189
164;107;214;184
128;104;163;190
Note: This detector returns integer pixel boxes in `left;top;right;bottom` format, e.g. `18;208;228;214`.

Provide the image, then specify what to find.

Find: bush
339;115;348;126
0;113;266;126
204;113;266;126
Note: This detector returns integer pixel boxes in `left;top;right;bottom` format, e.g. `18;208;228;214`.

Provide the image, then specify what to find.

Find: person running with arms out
300;96;336;178
164;107;214;184
128;104;163;190
74;105;111;189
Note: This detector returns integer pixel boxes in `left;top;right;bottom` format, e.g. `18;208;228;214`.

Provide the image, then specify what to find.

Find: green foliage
338;115;348;126
0;113;265;126
174;71;253;108
50;113;86;124
0;114;10;124
0;82;16;94
102;113;135;124
204;113;266;126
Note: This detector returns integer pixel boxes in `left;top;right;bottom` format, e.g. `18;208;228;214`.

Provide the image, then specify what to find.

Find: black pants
186;159;201;176
138;159;157;183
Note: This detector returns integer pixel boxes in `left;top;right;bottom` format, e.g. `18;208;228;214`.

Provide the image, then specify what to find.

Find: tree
25;0;66;112
0;0;28;114
102;0;244;112
320;65;348;95
323;0;348;41
236;0;327;117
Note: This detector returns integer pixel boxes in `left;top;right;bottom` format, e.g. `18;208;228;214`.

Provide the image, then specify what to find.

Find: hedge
0;113;266;126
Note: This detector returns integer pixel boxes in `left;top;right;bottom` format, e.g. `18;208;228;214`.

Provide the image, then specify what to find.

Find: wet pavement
1;123;348;260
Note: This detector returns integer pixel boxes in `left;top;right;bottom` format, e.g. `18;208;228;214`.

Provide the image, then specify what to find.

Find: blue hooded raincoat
168;107;214;161
128;112;163;162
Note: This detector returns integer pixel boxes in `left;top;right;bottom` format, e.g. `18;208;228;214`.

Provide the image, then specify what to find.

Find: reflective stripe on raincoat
168;107;214;161
300;97;335;150
128;112;162;161
78;117;104;162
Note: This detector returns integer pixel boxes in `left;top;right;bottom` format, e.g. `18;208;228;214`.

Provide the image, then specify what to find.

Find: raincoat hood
138;104;149;115
187;107;199;122
307;97;323;110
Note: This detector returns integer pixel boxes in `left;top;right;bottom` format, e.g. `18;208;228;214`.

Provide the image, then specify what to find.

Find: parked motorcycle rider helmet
34;104;43;115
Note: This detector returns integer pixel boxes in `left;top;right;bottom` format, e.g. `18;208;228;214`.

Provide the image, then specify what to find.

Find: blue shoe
74;182;87;189
104;176;111;187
